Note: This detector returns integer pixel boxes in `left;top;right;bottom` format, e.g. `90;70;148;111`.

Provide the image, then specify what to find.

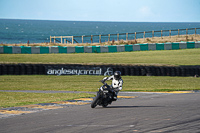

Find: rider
102;71;123;100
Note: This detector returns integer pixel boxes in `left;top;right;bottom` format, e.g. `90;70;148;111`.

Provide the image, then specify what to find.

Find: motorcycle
91;80;117;108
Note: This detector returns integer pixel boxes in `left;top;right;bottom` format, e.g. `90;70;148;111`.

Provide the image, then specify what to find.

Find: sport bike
91;80;116;108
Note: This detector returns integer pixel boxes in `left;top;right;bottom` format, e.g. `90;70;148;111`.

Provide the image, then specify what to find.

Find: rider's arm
118;79;123;91
103;75;114;81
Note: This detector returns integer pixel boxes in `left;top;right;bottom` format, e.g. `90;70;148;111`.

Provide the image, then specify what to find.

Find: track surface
1;92;200;133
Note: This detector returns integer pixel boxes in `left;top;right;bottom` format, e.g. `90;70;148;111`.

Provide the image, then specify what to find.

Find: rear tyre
91;94;100;108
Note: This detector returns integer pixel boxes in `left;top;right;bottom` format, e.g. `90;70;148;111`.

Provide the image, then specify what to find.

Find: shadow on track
105;106;164;108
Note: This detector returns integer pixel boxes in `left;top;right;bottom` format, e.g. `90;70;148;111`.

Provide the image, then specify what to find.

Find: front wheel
91;93;100;108
102;103;108;108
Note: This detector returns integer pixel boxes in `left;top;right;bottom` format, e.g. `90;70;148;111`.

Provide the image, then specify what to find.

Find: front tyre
91;93;100;108
102;103;108;108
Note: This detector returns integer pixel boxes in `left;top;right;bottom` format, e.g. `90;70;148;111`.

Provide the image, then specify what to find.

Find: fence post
108;34;110;42
64;39;66;44
117;33;119;41
195;28;197;36
82;36;84;44
152;31;154;38
50;36;52;43
178;29;180;37
143;31;145;39
169;30;171;38
135;32;136;39
61;36;63;44
186;28;188;35
161;30;163;37
54;36;56;43
99;35;101;43
126;33;128;41
72;36;74;44
91;35;93;44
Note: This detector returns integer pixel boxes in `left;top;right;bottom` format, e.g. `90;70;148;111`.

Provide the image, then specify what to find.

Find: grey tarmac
0;91;200;133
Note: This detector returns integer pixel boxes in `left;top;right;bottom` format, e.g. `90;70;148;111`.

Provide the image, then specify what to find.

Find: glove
113;88;119;92
100;80;105;83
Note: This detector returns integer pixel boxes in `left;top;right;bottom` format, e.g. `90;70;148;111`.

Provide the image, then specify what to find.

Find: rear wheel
91;94;100;108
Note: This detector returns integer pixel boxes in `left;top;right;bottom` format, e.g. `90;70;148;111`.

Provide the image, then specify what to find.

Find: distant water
0;19;200;44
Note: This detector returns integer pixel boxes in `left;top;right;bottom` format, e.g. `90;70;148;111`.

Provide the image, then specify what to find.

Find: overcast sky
0;0;200;22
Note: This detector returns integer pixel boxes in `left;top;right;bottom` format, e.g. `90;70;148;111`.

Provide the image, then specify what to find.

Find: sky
0;0;200;22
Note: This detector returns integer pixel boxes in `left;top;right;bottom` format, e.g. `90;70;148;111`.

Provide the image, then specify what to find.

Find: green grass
1;75;200;92
1;48;200;66
1;75;200;108
0;92;94;108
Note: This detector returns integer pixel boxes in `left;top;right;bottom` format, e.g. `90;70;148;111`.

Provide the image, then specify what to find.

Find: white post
99;35;101;43
152;31;154;38
135;32;136;39
117;33;119;41
61;36;63;44
126;33;128;41
108;34;110;42
82;36;84;44
72;36;74;44
91;35;93;43
178;29;180;37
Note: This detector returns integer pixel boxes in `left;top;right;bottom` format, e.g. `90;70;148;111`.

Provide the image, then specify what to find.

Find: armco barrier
92;46;101;53
50;46;59;53
1;42;200;54
75;46;84;53
140;44;148;51
172;42;179;50
148;43;156;50
195;42;200;48
31;46;40;54
117;45;125;52
84;46;92;53
67;46;75;53
58;46;67;53
101;46;108;53
0;46;3;53
133;44;140;51
125;45;133;51
0;64;199;77
12;46;21;54
108;45;117;52
164;43;172;50
21;46;31;54
156;43;164;50
40;47;49;54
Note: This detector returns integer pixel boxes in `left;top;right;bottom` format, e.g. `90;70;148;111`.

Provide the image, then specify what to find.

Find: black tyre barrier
0;64;200;77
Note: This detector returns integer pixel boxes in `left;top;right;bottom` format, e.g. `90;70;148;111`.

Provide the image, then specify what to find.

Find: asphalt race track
0;92;200;133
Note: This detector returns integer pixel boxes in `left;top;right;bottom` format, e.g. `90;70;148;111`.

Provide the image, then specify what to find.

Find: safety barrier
0;42;200;54
0;64;199;77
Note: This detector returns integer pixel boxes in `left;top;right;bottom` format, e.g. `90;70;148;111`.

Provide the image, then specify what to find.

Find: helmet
114;71;121;80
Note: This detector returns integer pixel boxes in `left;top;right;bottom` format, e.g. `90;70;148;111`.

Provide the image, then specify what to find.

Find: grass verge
0;92;94;108
0;48;200;66
1;75;200;108
0;75;200;92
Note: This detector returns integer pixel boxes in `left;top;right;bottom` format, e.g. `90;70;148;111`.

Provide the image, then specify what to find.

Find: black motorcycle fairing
91;80;116;108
